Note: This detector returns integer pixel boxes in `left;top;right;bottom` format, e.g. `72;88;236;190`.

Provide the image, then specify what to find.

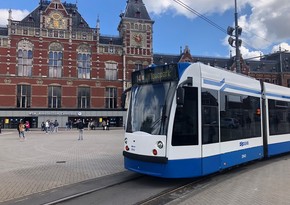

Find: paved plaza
0;128;125;203
1;128;290;205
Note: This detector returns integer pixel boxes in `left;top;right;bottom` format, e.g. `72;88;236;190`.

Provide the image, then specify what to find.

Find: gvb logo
240;141;249;147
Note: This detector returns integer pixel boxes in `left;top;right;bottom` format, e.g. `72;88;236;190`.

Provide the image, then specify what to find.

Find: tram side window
268;99;290;135
172;87;198;146
220;92;261;142
202;89;219;144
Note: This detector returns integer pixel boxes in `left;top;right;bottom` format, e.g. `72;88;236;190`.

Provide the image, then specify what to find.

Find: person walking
25;121;30;132
19;120;26;141
102;120;106;130
106;119;110;131
77;119;84;140
54;120;59;132
41;122;45;131
45;120;49;134
17;121;21;138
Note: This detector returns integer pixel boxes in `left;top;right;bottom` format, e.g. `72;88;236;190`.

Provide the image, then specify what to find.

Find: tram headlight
157;141;164;149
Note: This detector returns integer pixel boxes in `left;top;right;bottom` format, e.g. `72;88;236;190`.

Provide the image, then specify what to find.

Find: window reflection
269;99;290;135
126;82;176;135
202;89;219;144
220;92;261;142
172;87;198;146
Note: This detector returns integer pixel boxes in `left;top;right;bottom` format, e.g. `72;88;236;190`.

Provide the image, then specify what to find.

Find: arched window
105;61;118;80
106;87;117;108
77;44;91;79
17;84;31;108
78;87;90;108
48;42;63;78
48;85;61;108
17;40;33;76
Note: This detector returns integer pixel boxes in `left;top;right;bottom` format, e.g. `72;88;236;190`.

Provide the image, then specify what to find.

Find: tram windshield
126;81;177;135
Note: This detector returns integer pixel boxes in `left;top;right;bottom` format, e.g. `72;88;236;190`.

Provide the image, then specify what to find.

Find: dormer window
135;9;141;18
28;14;34;22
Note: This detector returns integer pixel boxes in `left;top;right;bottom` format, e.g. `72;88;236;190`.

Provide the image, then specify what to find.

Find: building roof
153;53;232;70
153;51;290;74
122;0;151;21
0;27;8;36
99;36;123;46
14;0;90;30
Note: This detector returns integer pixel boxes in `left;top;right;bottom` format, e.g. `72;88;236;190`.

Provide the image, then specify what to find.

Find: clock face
131;33;144;46
133;33;143;43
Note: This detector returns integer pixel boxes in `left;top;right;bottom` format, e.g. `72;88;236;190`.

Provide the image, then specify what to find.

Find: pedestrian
54;120;59;132
77;119;84;140
17;121;21;138
65;121;69;130
45;120;49;134
41;122;45;131
49;121;54;134
106;119;110;131
0;123;2;134
102;120;106;130
19;120;26;141
25;121;30;132
68;120;72;130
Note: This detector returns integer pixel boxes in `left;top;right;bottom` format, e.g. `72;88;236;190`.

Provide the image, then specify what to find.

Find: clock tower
118;0;154;86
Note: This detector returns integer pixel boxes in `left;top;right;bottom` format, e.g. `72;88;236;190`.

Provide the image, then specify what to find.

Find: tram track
5;154;289;205
135;175;217;205
51;173;216;205
136;154;290;205
3;171;143;205
42;164;252;205
43;172;144;205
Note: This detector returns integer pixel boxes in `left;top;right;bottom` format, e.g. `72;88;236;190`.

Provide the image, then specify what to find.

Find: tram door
201;89;221;175
172;86;203;177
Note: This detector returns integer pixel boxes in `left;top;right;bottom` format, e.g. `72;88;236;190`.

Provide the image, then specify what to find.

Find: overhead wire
172;0;270;54
173;0;227;34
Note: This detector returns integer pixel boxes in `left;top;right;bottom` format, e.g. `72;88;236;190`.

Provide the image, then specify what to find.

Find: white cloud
239;0;290;50
144;0;235;18
145;0;290;56
271;42;290;53
0;9;29;26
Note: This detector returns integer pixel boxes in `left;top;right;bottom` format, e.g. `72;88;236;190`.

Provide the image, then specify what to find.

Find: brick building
1;0;289;129
0;0;153;128
154;46;290;88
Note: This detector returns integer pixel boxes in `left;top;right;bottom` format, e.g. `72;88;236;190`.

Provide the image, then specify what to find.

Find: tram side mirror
121;93;126;109
121;87;132;109
176;87;185;106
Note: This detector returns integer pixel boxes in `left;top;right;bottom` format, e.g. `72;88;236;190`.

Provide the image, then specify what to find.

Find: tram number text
131;145;136;152
241;154;247;159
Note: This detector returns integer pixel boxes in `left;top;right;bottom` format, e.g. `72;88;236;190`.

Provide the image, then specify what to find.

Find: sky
1;0;290;60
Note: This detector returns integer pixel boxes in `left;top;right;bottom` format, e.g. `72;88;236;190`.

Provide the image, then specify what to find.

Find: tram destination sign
132;64;179;85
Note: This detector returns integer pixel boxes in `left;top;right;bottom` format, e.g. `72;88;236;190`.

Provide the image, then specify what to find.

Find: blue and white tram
263;82;290;156
123;62;290;178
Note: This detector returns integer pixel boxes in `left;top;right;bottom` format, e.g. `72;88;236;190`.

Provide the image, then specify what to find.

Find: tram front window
126;82;176;135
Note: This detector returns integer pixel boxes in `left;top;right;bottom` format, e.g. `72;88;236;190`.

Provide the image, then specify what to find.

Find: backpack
78;122;84;129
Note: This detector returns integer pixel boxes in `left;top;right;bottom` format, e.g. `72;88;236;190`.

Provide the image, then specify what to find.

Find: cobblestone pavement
168;154;290;205
2;129;290;205
0;128;125;203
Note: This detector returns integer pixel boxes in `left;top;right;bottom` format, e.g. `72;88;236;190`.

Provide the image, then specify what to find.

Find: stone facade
0;0;153;128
